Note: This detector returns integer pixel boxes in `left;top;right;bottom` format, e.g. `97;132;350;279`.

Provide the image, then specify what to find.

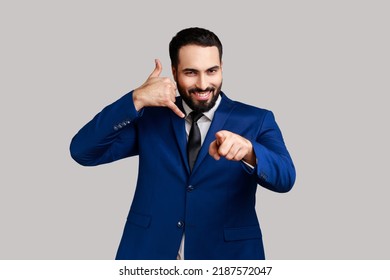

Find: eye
207;68;218;74
184;71;196;76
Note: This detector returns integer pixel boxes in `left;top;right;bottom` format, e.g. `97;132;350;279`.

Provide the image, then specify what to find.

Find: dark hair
169;27;223;68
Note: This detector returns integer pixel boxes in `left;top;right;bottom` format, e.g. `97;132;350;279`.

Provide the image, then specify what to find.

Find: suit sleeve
243;111;296;193
69;91;141;166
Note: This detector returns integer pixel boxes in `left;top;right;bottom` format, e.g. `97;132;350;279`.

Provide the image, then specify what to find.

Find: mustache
188;87;215;94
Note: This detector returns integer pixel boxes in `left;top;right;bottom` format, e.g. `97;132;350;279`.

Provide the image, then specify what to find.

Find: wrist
243;141;256;166
132;89;144;111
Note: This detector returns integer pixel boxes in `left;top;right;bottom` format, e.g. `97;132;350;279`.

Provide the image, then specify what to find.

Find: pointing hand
209;130;256;166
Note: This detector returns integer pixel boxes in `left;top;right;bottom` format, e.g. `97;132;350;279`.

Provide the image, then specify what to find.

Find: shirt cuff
241;159;257;174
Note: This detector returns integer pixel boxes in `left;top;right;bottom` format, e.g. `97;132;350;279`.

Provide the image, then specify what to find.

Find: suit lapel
192;93;236;174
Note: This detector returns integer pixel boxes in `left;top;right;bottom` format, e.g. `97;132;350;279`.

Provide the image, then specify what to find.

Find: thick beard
177;81;222;113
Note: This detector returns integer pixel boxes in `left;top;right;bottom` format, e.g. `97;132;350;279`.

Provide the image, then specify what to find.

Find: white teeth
196;91;210;97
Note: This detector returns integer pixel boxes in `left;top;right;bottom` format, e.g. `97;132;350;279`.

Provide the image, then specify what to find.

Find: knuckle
219;149;227;157
161;98;171;106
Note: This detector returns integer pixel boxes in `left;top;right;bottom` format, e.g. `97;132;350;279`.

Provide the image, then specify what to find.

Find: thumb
209;140;220;160
215;130;227;146
148;59;162;78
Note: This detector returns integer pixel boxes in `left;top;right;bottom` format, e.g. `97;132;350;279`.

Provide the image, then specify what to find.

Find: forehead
177;45;221;70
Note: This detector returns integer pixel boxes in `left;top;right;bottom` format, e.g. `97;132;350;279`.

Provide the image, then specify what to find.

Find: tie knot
190;111;203;123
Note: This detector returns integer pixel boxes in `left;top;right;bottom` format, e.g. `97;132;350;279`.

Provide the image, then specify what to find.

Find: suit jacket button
177;221;184;228
187;185;194;192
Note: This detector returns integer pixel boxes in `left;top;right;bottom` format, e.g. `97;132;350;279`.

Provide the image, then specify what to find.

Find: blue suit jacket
70;91;295;260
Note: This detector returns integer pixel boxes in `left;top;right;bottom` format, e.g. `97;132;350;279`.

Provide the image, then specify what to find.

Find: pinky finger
167;101;185;118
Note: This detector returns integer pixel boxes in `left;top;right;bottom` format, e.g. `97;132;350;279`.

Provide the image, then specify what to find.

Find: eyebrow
182;65;220;72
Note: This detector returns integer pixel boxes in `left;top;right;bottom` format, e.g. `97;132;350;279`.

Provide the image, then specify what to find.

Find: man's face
172;45;223;112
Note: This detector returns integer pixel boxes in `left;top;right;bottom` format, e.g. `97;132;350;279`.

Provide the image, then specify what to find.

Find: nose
196;73;208;91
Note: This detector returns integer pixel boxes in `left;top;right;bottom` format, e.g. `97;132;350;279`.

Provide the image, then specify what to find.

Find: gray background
1;0;389;259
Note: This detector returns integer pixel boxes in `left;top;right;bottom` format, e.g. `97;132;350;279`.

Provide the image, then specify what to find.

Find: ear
171;66;177;82
221;60;223;72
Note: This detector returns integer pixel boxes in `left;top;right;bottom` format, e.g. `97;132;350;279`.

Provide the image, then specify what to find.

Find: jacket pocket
224;225;262;241
127;211;151;228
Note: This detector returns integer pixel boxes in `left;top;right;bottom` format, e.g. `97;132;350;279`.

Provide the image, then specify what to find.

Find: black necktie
187;111;203;171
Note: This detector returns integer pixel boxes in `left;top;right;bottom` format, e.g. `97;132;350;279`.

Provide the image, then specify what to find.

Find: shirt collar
182;94;222;122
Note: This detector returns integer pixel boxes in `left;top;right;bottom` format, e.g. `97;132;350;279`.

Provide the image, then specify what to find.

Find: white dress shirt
177;95;222;260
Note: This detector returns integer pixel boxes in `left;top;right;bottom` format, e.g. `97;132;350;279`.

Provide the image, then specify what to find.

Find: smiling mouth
193;90;213;101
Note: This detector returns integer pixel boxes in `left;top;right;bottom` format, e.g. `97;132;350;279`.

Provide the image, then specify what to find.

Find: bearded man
70;27;296;260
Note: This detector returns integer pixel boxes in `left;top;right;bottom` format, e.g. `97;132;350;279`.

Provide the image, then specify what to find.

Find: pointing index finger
215;131;227;145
